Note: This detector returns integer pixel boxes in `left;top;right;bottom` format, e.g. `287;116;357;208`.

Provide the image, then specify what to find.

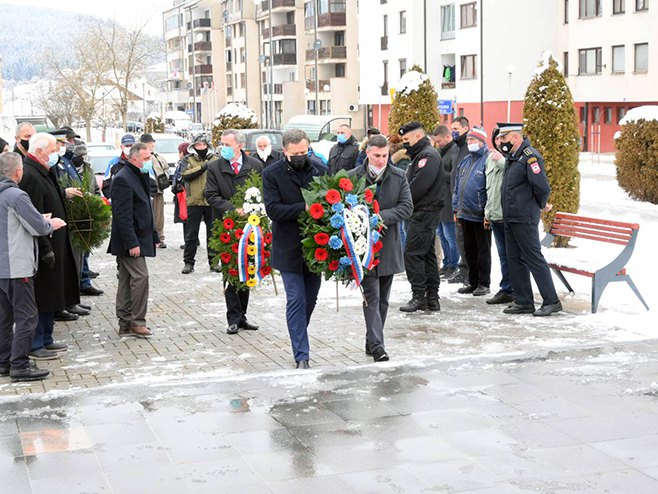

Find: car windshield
88;155;114;174
156;138;184;153
87;144;116;152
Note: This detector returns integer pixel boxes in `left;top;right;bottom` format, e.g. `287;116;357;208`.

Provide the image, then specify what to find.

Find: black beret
139;133;156;143
398;121;423;136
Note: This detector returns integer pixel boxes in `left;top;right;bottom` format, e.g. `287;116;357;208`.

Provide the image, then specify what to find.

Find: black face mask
288;155;308;170
20;139;30;150
500;141;513;155
197;148;208;160
402;142;412;153
72;155;85;167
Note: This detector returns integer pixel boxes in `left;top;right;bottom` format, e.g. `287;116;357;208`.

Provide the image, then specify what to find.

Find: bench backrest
549;212;639;246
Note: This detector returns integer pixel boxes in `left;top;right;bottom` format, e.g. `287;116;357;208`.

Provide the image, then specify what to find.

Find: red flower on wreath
235;229;244;239
314;248;328;261
223;218;235;230
372;259;380;267
373;240;383;253
314;232;330;246
264;232;272;244
364;189;374;204
220;253;232;264
261;266;272;276
228;268;239;277
328;260;340;271
325;189;341;204
373;199;380;214
309;203;325;220
231;243;239;253
264;250;271;258
220;233;231;243
338;178;353;192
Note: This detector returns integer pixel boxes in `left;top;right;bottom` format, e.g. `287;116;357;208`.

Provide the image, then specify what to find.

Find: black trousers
225;283;250;326
504;222;559;306
183;206;215;267
461;218;492;288
404;211;441;297
362;272;393;354
0;278;38;370
455;219;469;278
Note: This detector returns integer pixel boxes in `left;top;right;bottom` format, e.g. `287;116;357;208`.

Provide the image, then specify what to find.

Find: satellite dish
313;39;322;50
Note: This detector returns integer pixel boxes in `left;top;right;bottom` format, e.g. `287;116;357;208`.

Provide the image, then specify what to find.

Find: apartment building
359;0;656;152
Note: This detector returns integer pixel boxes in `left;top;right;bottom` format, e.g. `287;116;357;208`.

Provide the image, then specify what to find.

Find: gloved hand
40;251;56;269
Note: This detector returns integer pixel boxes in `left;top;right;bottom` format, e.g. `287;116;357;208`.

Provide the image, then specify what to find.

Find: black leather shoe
226;324;239;335
296;360;310;369
472;286;490;297
365;343;373;356
372;348;389;362
67;304;90;316
399;297;428;312
54;310;78;322
533;301;563;317
458;284;477;294
0;364;9;376
503;302;536;315
179;244;185;249
182;264;194;274
88;270;99;279
239;320;259;331
440;267;457;279
80;286;104;296
486;290;514;305
426;299;441;311
78;303;92;310
448;273;467;284
45;342;68;352
10;366;50;382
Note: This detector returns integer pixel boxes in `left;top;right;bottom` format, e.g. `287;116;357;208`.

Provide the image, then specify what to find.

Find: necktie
232;162;239;174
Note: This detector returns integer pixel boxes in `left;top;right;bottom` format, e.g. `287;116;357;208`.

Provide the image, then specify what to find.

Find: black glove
41;251;56;269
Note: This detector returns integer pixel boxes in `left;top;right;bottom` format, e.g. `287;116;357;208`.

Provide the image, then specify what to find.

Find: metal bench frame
541;212;649;314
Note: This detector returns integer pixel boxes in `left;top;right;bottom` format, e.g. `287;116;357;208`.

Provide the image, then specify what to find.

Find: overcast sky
1;0;172;35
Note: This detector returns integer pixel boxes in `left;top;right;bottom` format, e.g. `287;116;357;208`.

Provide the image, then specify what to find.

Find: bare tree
35;80;78;128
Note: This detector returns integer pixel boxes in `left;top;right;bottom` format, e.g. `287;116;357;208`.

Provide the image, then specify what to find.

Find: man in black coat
263;129;326;369
13;123;35;158
107;142;160;338
253;135;283;168
398;121;445;313
205;129;263;335
18;133;82;360
328;124;359;174
349;136;413;362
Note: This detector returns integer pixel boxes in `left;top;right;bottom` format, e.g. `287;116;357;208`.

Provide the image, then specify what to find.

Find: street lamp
313;1;320;116
506;64;515;122
140;77;147;125
254;0;274;128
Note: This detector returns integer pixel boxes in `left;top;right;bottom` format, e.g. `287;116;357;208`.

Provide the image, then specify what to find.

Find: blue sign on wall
185;109;194;116
438;100;454;115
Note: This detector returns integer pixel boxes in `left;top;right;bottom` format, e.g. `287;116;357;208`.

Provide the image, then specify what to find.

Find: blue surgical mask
47;152;59;167
451;130;461;139
141;160;153;174
337;134;347;144
220;146;235;161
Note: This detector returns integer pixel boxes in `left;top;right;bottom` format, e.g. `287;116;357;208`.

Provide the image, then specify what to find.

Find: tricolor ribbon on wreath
237;219;266;283
339;205;376;286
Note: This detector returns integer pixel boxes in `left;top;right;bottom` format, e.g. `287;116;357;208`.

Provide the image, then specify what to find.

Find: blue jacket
452;145;488;222
263;158;326;273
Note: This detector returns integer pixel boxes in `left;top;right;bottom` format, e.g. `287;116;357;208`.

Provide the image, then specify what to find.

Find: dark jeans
0;278;38;370
491;222;513;293
280;268;322;362
80;252;92;289
404;211;441;297
504;222;559;306
461;218;492;288
225;283;250;326
362;272;393;355
33;311;55;351
436;221;459;269
183;206;214;267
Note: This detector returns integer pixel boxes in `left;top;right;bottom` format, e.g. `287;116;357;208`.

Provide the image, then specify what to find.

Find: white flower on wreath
354;236;367;256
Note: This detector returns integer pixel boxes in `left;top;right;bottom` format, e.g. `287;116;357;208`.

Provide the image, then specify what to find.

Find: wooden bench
541;212;649;314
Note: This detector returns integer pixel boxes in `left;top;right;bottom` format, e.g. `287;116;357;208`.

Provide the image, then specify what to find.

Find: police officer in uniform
498;123;562;317
398;121;445;312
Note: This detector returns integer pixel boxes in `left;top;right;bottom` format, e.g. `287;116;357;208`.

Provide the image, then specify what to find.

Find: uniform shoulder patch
530;162;541;174
523;148;533;156
527;157;538;165
418;158;427;168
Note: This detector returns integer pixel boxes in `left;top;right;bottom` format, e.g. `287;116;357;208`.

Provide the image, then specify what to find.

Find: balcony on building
192;64;213;75
187;41;213;53
262;24;296;38
305;46;346;63
260;0;296;12
305;79;331;92
226;61;232;72
305;12;346;31
225;36;232;47
187;18;212;30
272;53;297;65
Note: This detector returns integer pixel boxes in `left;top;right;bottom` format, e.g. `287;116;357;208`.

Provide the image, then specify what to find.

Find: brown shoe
130;326;153;338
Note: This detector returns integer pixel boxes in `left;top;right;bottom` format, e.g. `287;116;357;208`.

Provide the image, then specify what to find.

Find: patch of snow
619;105;658;125
214;103;258;125
533;50;562;77
395;70;429;96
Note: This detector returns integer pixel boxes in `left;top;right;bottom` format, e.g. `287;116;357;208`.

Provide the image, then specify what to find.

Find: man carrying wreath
263;129;326;369
349;135;413;362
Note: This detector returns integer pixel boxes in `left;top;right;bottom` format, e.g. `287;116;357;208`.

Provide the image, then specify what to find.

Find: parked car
149;133;186;176
87;142;119;175
240;129;284;156
126;121;144;133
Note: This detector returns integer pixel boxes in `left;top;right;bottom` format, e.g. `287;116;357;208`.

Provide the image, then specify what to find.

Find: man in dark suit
206;129;263;335
349;136;413;362
263;129;326;369
107;142;160;338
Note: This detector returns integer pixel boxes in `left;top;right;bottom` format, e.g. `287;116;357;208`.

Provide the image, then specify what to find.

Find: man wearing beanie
452;126;492;297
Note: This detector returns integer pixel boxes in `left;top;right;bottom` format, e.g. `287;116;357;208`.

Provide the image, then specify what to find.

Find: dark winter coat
438;141;459;222
502;138;551;224
205;151;263;219
263;158;327;273
254;150;283;169
348;163;413;276
18;155;80;312
328;135;359;174
107;163;159;258
405;136;445;213
452;145;489;222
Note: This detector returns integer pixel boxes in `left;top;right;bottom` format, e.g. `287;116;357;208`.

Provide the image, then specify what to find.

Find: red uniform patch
418;158;427;168
531;163;541;174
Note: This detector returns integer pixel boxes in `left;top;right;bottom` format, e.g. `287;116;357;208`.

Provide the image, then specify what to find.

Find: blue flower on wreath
339;256;352;266
370;215;379;228
371;230;380;243
328;235;343;250
330;213;344;228
331;202;345;213
345;194;359;207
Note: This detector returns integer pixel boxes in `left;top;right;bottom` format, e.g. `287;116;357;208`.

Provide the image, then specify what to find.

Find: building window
460;54;477;79
578;47;602;74
579;0;601;17
592;107;601;124
335;63;345;77
460;2;477;28
240;73;246;88
563;51;569;76
399;58;407;78
383;14;388;36
441;4;455;39
382;60;388;95
612;45;625;73
634;43;648;72
636;0;649;10
399;11;407;34
240;48;245;63
239;23;245;37
604;107;613;123
617;107;626;122
334;31;345;46
613;0;625;13
564;0;569;22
